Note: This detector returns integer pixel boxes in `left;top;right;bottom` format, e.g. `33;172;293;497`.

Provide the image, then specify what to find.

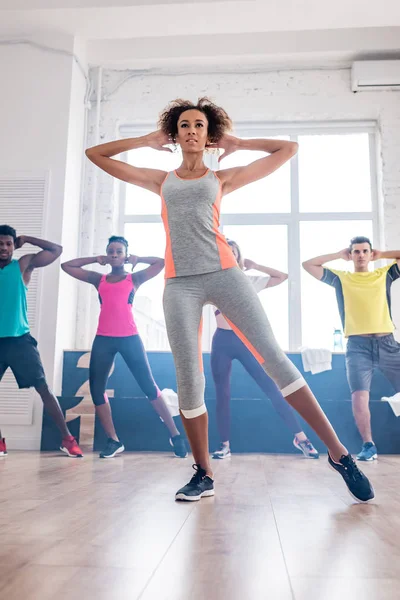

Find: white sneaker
212;444;231;459
293;436;319;459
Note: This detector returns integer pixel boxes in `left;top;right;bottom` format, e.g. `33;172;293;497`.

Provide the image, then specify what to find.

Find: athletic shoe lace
303;440;315;452
189;464;205;484
341;455;363;481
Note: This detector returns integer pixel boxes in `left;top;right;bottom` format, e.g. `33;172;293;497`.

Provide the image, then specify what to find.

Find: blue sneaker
170;434;188;458
356;442;378;461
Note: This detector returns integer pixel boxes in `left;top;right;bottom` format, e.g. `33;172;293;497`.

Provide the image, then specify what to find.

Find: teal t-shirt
0;259;30;338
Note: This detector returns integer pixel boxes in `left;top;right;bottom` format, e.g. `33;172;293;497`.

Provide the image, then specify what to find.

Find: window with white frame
120;124;380;352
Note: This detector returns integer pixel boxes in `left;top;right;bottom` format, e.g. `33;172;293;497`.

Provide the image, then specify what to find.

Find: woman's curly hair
158;97;232;144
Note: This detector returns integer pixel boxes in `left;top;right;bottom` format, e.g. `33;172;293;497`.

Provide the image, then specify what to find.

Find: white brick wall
78;67;400;346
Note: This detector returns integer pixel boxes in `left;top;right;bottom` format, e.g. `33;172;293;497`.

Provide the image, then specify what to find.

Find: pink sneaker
60;436;83;458
0;438;7;456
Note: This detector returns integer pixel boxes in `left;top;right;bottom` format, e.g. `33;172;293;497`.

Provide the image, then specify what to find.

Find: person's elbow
281;273;288;282
54;244;63;258
85;147;98;161
287;141;298;157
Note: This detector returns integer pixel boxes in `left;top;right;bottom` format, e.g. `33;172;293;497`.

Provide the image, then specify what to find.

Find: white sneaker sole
0;452;7;456
60;446;83;458
212;451;231;459
328;462;375;504
99;445;125;459
175;489;215;502
356;454;378;461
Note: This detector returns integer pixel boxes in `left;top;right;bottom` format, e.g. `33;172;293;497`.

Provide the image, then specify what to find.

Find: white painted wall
56;38;88;358
78;66;400;345
0;35;87;448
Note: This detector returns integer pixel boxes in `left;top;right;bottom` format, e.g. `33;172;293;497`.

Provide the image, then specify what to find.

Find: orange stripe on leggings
198;317;204;373
225;317;264;365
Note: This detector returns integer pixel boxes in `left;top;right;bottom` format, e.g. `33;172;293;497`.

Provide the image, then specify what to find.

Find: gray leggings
163;267;305;418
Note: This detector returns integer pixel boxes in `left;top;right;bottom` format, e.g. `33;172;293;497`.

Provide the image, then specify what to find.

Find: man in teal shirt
0;224;82;458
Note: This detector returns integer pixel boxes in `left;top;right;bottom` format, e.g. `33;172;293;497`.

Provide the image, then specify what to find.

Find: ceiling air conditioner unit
351;60;400;92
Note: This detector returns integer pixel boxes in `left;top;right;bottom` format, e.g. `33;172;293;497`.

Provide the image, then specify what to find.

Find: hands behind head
207;134;240;163
243;258;257;271
371;249;382;261
96;255;138;268
15;236;26;249
146;131;173;152
126;255;138;269
96;255;109;266
338;248;351;261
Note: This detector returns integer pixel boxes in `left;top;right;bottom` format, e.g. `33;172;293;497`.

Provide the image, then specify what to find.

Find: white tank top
214;274;270;329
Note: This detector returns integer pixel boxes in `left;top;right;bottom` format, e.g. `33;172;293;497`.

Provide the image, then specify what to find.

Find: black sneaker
99;438;125;459
328;453;375;503
169;434;188;458
175;464;215;502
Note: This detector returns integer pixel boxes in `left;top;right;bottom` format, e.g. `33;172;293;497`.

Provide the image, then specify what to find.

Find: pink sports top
96;274;138;337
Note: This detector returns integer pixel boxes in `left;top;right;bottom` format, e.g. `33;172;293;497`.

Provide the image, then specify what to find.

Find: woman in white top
211;240;319;459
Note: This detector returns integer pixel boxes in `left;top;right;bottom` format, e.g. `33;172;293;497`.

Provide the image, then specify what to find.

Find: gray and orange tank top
160;169;237;278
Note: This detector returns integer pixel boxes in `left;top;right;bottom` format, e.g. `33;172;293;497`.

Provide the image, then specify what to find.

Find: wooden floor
1;452;400;600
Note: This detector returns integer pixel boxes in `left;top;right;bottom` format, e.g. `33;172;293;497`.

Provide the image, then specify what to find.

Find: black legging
211;328;302;442
89;334;159;405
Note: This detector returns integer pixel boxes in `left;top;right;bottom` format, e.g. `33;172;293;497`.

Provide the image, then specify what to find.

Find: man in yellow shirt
303;236;400;461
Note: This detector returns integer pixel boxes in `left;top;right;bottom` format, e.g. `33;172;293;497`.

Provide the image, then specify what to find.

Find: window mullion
288;135;302;351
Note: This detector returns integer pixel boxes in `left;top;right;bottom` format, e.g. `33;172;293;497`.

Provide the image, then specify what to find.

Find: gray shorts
345;334;400;394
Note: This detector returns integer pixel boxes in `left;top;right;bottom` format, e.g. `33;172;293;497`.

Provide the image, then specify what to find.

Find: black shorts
0;333;47;389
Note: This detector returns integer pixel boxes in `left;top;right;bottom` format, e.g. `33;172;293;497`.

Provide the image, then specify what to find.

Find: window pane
223;225;288;350
124;223;169;350
298;133;372;212
300;220;373;349
220;137;291;214
125;148;182;215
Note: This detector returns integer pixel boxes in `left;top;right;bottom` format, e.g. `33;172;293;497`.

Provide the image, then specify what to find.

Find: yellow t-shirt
322;262;400;337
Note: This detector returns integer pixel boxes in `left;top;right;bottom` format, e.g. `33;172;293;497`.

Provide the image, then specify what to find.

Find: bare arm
85;131;171;195
129;256;165;286
373;249;400;268
61;256;105;286
244;258;288;289
18;236;63;284
302;249;350;280
216;136;298;196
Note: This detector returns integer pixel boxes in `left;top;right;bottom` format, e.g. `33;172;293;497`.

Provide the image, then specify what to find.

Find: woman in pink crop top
62;235;187;459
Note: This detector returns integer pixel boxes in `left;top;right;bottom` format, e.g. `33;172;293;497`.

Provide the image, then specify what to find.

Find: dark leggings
211;328;302;442
89;335;160;406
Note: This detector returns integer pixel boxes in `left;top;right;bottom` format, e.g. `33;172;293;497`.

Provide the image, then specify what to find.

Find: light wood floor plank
0;452;399;600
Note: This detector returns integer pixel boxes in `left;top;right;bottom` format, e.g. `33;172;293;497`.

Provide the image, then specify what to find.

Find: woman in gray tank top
85;97;374;504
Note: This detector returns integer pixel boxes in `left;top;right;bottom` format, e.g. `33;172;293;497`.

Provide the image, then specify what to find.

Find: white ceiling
1;0;400;68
